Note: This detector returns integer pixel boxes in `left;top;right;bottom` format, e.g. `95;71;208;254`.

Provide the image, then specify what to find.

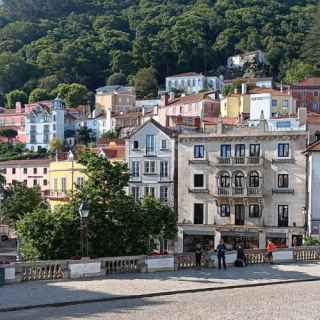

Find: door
235;205;245;225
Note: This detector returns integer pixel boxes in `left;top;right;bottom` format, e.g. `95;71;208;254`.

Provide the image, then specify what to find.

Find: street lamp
302;207;307;236
78;201;89;258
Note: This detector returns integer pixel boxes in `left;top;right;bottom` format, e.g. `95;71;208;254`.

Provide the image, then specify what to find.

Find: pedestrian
266;240;274;264
235;245;247;267
195;243;202;268
217;240;227;270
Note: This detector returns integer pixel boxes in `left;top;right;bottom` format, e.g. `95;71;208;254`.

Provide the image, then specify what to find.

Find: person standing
195;244;202;268
266;240;274;264
217;240;227;270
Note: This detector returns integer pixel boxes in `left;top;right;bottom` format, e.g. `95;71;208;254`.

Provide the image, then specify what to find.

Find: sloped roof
168;72;202;78
128;118;176;138
307;112;320;125
96;85;134;94
249;88;291;96
166;92;216;107
304;140;320;153
295;78;320;86
0;159;51;166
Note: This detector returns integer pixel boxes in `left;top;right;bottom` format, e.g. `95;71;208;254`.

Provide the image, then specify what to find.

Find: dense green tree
134;67;158;99
28;88;50;103
0;181;45;225
107;72;127;86
301;4;320;75
49;137;63;160
284;60;314;85
6;89;28;108
53;83;89;107
101;129;120;140
0;128;18;143
17;206;79;260
76;126;95;146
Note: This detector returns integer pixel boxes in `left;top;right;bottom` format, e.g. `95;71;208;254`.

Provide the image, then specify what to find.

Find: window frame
249;171;260;187
131;161;140;177
160;160;169;177
278;205;289;227
277;143;290;158
220;204;230;217
160;186;168;202
194;203;204;224
278;174;289;188
249;205;260;218
234;144;245;158
194;174;204;188
220;144;231;158
194;145;205;159
133;140;139;150
249;144;260;157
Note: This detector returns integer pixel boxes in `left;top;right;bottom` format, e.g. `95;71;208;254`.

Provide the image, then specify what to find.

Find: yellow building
47;158;87;208
220;94;251;118
95;86;136;114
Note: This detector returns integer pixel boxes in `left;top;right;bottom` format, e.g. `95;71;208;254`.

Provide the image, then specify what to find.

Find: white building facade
166;73;223;94
126;119;177;209
25;98;65;151
177;126;307;253
227;50;266;69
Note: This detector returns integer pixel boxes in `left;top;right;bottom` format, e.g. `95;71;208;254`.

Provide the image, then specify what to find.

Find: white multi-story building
25;98;65;151
227;50;266;69
126;119;177;208
177;122;307;253
166;73;223;94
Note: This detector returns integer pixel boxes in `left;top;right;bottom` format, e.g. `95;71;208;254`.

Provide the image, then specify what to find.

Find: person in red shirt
266;240;274;264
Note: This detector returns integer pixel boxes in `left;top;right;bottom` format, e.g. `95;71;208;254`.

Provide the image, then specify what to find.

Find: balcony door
235;205;245;225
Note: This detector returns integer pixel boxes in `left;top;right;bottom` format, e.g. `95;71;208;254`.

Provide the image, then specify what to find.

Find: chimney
15;102;22;114
241;83;247;95
160;93;169;107
298;107;307;126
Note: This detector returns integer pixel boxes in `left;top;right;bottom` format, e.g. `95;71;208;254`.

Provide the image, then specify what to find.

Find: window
314;91;319;97
146;135;155;155
43;179;48;186
43;168;47;174
220;144;231;158
194;145;205;159
194;203;204;224
235;144;245;158
76;177;84;187
272;100;277;107
161;140;168;150
133;140;139;150
249;205;260;218
194;174;204;188
278;174;289;188
12;168;16;175
283;100;289;108
131;186;140;201
160;161;168;177
249;171;260;187
220;173;230;187
131;161;140;177
2;168;6;174
61;177;67;192
220;205;230;217
249;144;260;157
234;172;244;187
278;205;289;227
43;125;50;144
30;125;36;144
33;179;37;186
144;160;156;174
277;143;290;158
23;180;27;185
144;186;155;198
54;178;58;191
23;168;27;174
160;186;168;202
33;168;37;174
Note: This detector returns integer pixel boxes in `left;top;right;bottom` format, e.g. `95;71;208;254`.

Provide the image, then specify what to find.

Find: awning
221;231;258;238
266;233;287;239
183;230;215;236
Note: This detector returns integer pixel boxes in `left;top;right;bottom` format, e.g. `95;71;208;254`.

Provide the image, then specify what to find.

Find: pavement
1;262;320;313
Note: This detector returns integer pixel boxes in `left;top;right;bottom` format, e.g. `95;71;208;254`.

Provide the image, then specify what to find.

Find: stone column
259;231;266;249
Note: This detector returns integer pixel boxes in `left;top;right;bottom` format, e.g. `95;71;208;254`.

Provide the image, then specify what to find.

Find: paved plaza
1;262;320;313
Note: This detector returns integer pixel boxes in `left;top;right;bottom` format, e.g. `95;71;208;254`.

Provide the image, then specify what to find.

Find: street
2;281;320;320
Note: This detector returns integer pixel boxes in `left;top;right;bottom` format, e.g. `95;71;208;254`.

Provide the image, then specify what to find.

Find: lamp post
78;201;89;258
302;206;307;237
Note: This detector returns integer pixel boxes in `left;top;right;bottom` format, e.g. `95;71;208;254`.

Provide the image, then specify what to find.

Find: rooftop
96;86;134;94
249;88;291;96
166;91;216;107
305;140;320;153
294;78;320;87
0;159;51;166
167;72;203;78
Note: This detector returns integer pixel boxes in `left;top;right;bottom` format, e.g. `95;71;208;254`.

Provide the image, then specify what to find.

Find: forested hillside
0;0;318;101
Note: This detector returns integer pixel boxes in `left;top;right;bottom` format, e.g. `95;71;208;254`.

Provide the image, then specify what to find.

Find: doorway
235;205;245;225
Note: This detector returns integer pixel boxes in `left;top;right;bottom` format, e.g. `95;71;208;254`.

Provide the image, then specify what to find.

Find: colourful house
220;93;250;118
46;156;87;208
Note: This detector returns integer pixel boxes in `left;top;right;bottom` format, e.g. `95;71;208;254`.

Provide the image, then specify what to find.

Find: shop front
183;230;215;252
266;232;287;248
220;230;259;250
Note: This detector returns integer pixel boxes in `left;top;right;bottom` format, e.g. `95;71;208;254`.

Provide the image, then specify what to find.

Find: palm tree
49;138;63;161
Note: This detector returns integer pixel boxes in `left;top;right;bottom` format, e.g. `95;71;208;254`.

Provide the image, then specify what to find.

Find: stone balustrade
2;246;320;285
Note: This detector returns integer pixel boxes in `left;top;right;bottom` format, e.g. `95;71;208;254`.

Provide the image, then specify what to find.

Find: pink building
144;92;220;128
0;101;52;144
0;159;51;193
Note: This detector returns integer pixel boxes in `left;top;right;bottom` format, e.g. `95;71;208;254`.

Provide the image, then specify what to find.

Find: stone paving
1;262;320;312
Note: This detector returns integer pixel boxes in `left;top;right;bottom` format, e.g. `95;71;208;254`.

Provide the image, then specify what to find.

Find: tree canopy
0;0;316;98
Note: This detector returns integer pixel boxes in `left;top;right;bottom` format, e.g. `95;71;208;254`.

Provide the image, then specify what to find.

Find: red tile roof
203;117;238;126
0;159;51;166
305;140;320;153
307;112;320;125
297;78;320;86
249;88;291;96
166;92;216;107
169;72;202;78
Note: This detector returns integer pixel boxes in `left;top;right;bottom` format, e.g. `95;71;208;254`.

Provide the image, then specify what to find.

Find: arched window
220;172;230;188
234;172;244;187
249;171;260;187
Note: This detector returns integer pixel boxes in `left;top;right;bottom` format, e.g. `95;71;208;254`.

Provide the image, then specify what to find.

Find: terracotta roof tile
168;72;202;78
249;88;291;96
305;140;320;153
0;159;51;166
307;112;320;125
166;92;216;107
296;78;320;86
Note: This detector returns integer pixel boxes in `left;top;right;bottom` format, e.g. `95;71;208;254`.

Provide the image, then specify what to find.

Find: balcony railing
217;157;263;166
45;190;69;199
216;187;263;196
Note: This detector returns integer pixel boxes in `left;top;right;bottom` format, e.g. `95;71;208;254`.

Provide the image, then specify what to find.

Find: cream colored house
177;122;307;252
